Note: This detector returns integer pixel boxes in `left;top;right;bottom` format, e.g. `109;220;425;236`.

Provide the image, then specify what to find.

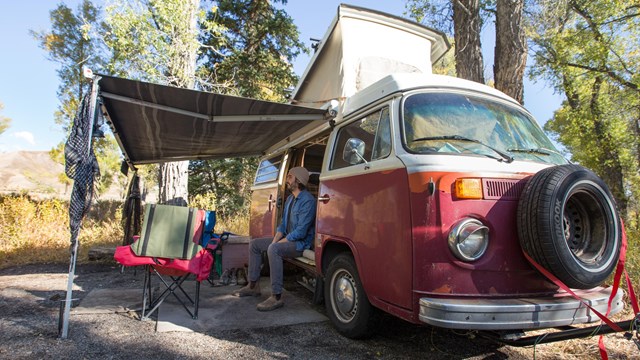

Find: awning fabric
97;75;328;165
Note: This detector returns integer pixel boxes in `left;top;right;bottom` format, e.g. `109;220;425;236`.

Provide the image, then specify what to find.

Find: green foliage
104;0;222;87
432;39;456;76
34;0;125;201
93;135;128;199
191;0;305;222
189;157;258;219
200;0;306;100
531;0;640;223
31;0;104;132
0;101;11;135
404;0;455;33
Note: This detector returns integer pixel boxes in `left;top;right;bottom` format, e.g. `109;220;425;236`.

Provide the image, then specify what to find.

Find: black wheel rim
563;182;617;271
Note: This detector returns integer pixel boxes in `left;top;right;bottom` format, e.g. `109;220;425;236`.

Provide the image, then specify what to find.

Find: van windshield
402;92;567;165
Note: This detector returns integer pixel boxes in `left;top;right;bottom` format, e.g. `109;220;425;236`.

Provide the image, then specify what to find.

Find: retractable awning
97;75;329;165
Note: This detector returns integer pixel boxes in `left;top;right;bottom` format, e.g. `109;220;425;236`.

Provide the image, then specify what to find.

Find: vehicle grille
482;179;528;200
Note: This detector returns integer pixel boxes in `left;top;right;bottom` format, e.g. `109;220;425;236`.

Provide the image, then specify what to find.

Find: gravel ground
0;262;637;359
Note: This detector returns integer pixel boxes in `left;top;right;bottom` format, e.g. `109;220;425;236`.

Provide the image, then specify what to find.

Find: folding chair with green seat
114;204;217;320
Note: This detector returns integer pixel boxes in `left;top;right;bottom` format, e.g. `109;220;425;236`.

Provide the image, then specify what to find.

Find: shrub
0;195;123;269
0;195;250;269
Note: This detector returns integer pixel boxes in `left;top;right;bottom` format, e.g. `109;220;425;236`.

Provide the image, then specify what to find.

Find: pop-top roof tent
98;4;449;167
292;4;449;105
264;4;449;154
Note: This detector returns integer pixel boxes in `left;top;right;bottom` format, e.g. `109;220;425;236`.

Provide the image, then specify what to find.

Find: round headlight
448;218;489;262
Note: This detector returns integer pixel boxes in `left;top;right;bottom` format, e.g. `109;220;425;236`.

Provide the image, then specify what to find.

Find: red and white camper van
248;5;624;340
99;3;626;344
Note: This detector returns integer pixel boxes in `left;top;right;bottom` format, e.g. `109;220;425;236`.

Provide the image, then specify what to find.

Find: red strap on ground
597;220;632;360
522;251;625;332
522;219;636;360
619;221;640;315
625;270;639;314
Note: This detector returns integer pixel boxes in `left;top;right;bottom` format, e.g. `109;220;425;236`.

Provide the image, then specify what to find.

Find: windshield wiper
507;147;553;156
412;135;514;163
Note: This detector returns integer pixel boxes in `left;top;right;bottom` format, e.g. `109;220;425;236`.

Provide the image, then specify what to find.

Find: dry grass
0;195;123;269
0;195;249;269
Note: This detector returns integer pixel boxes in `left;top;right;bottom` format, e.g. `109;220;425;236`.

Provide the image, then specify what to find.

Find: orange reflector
455;178;483;199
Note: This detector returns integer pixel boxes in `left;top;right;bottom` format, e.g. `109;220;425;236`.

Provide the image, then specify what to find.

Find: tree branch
560;61;638;91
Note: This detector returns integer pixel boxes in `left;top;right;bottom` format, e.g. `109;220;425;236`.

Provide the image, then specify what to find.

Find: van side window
254;155;282;184
372;108;391;160
330;107;391;170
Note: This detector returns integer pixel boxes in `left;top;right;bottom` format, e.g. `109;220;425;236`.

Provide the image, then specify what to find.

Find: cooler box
221;235;251;270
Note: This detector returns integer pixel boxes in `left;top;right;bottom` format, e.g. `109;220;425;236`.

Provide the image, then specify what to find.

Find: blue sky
0;0;562;153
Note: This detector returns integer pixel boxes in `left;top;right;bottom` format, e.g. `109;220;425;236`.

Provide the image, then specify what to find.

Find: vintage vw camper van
97;3;626;343
248;5;623;339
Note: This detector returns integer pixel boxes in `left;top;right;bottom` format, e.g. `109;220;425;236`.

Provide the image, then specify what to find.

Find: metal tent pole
60;74;101;339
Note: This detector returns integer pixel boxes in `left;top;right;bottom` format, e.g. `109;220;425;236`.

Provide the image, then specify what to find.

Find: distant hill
0;151;125;200
0;151;68;199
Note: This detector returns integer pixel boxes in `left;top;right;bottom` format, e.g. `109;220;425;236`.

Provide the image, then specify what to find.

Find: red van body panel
408;171;558;301
249;186;278;239
317;168;413;310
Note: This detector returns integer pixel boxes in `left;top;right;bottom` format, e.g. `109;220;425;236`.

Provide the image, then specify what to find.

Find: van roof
263;73;527;157
342;73;524;117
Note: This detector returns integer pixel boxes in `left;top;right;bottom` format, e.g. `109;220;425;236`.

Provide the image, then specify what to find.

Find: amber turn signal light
454;178;483;199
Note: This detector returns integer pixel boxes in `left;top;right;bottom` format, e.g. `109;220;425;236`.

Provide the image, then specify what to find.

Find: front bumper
419;287;624;330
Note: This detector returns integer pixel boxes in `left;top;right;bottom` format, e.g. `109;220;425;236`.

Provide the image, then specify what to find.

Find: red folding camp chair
114;204;218;320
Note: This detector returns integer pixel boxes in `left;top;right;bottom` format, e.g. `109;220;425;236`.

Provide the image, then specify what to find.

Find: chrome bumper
419;287;624;330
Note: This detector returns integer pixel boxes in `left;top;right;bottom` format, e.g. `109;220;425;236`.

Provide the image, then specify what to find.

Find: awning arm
100;101;137;170
100;91;327;122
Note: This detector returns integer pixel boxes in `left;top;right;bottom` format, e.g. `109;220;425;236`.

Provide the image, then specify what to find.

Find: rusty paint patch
432;284;453;293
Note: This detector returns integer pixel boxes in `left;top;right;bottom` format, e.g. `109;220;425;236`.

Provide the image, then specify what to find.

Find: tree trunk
453;0;484;83
159;161;189;206
494;0;527;104
589;77;628;217
157;0;200;206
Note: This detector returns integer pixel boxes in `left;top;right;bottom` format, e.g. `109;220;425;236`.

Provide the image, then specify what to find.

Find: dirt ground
0;262;637;359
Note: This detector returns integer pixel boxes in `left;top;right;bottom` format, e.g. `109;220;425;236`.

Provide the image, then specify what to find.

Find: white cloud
12;131;36;145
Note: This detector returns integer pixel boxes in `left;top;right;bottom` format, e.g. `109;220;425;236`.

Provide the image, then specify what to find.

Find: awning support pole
59;75;101;339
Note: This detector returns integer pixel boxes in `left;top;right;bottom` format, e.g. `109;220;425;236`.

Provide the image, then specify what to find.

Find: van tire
517;164;621;289
325;253;378;338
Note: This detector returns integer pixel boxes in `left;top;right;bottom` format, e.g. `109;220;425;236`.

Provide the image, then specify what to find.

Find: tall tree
104;0;221;206
191;0;305;218
494;0;527;103
31;0;104;132
453;0;485;83
405;0;528;103
405;0;485;83
0;102;10;135
530;0;640;218
200;0;304;100
33;1;125;198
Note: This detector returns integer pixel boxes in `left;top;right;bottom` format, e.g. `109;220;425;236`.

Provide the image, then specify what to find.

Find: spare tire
517;164;621;289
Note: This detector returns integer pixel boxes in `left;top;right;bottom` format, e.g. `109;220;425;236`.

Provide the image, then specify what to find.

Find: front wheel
324;253;378;338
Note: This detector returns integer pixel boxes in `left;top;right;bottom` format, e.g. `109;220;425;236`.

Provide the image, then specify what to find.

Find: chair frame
140;265;201;320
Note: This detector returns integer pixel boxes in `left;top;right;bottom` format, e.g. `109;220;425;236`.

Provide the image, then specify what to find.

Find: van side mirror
343;138;367;165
